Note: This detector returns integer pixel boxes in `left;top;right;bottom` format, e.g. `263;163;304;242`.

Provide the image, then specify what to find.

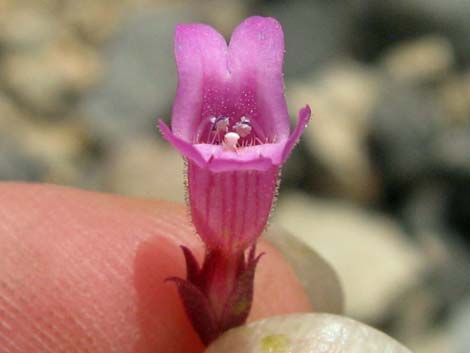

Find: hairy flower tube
159;16;310;345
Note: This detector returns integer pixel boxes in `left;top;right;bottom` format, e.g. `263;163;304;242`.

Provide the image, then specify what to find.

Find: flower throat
195;115;276;149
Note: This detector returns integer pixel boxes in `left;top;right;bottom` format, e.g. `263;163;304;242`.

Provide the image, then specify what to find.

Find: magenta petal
282;105;312;162
207;156;273;173
199;143;282;171
160;119;277;171
172;24;229;141
158;120;206;167
195;143;282;172
188;161;279;253
228;16;289;138
160;16;312;346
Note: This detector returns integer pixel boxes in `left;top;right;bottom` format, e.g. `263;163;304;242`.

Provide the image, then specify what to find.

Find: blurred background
0;0;469;352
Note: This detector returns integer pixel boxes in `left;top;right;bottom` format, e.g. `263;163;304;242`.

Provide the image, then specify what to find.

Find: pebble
451;298;470;353
62;0;123;43
287;62;382;203
78;6;199;144
103;138;186;202
431;129;470;176
275;193;425;323
351;0;470;64
0;92;89;184
368;84;442;186
1;40;100;116
381;36;455;84
262;0;352;77
0;7;59;51
439;72;470;125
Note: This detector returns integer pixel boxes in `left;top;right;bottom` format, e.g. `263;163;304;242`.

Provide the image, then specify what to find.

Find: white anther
223;132;240;151
210;116;229;133
233;116;252;138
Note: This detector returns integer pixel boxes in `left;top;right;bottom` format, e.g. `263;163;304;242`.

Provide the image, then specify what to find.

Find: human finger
205;313;413;353
0;183;314;353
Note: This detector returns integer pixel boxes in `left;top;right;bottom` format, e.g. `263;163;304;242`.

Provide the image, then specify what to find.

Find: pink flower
159;16;310;345
159;16;311;254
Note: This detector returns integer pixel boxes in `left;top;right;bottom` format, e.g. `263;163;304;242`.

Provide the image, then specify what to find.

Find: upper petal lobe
228;17;289;139
172;24;229;140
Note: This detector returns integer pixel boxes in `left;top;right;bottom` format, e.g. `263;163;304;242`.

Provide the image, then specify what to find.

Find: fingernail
205;313;413;353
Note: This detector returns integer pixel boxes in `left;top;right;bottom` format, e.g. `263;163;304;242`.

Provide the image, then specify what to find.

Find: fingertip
250;240;312;321
205;313;413;353
0;183;312;353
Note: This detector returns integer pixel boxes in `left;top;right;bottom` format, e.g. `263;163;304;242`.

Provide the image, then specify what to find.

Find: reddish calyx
167;245;263;345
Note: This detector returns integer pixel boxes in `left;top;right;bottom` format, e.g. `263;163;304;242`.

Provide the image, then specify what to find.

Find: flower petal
187;162;279;253
228;16;289;139
207;157;273;173
158;120;206;167
160;120;275;171
172;24;229;141
282;105;312;162
161;103;310;173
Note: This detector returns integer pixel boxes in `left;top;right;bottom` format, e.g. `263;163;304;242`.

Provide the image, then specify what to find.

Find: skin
206;313;413;353
0;183;311;353
0;183;410;353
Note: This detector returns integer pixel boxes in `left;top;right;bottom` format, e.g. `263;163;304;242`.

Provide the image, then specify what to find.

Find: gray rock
78;6;201;145
62;0;124;44
0;7;59;51
402;0;470;62
0;95;46;180
368;84;443;185
432;128;470;176
351;0;470;64
452;298;470;353
0;93;89;184
0;135;48;181
406;327;452;353
353;0;470;26
439;72;470;125
198;0;251;37
1;42;100;117
400;186;470;347
275;193;426;323
287;61;382;203
434;73;470;178
380;36;455;85
408;187;470;303
261;0;352;77
103;138;186;202
402;183;449;232
369;75;470;245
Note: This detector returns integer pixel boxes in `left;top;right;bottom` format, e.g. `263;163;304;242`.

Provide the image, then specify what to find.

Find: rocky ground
1;1;469;352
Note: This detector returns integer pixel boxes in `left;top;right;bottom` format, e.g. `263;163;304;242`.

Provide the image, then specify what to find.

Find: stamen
233;116;252;138
222;132;240;151
211;116;229;133
207;116;229;144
